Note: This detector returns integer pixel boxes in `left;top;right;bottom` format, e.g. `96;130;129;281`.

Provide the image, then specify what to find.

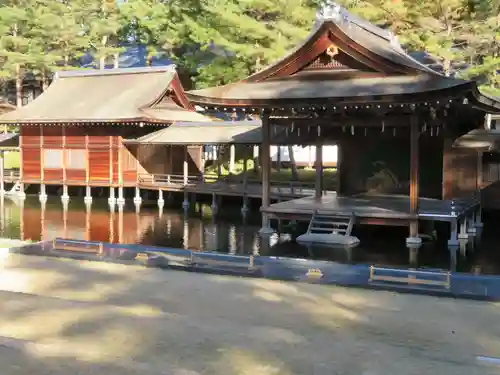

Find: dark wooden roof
0;66;211;125
186;3;500;113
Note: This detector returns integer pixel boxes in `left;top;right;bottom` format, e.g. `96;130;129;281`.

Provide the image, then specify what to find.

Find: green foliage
0;0;499;104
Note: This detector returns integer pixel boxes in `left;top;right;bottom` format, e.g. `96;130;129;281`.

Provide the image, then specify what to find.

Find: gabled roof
186;2;500;113
0;66;211;125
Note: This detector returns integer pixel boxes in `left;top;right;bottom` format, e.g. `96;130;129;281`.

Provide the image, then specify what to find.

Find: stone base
241;205;249;215
447;238;459;247
259;226;274;235
39;193;48;202
116;197;125;205
406;236;422;246
61;195;70;202
475;221;484;228
182;200;189;210
133;197;142;205
84;196;93;204
467;227;477;234
458;232;469;240
108;197;117;205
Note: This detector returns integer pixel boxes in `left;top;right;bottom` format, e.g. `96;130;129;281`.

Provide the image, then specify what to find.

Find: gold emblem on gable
325;44;339;58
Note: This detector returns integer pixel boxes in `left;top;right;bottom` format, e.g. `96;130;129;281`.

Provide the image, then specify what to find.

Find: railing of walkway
137;173;326;195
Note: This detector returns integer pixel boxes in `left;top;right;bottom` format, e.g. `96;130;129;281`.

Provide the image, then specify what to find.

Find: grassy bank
206;159;337;189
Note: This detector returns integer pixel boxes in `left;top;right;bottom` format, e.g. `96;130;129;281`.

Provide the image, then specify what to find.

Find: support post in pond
133;186;142;205
61;184;70;202
241;146;249;215
183;146;188;185
158;189;164;207
211;191;218;215
117;186;124;205
315;132;323;200
182;190;189;211
108;186;116;207
39;183;47;202
0;151;4;195
475;150;484;228
84;185;92;204
259;113;273;235
406;114;422;247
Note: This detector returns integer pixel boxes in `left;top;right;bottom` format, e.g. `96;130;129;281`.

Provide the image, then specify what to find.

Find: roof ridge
56;65;177;79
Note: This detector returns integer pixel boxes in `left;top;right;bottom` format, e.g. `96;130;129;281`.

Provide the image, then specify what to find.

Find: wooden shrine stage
263;193;480;226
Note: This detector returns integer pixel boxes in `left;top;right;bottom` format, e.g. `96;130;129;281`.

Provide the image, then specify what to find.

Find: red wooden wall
20;125;139;186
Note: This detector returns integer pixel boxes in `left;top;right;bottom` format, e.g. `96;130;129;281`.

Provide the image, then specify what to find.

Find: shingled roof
186;2;500;113
0;66;211;125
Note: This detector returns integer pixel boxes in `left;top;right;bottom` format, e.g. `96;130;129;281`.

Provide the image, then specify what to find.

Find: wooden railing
2;169;20;182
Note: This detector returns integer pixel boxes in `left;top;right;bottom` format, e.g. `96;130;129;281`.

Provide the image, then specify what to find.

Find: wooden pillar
19;126;23;183
216;146;222;178
243;147;248;188
40;125;44;183
85;133;89;184
183;146;188;185
109;136;113;185
62;125;66;183
409;115;420;238
315;140;323;200
260;115;271;231
0;151;4;194
336;143;342;194
229;144;235;173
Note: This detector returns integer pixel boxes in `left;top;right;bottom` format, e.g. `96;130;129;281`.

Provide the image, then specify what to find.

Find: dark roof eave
187;83;476;109
468;88;500;114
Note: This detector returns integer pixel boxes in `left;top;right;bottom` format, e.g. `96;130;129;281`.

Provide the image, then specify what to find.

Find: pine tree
0;1;39;107
84;0;125;69
162;0;318;88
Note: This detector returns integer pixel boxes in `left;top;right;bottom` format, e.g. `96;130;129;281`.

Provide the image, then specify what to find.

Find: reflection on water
2;196;500;275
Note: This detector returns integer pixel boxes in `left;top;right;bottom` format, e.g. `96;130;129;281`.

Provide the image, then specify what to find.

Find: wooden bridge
137;173;326;199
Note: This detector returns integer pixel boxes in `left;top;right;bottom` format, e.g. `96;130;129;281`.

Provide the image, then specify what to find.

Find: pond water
1;195;500;275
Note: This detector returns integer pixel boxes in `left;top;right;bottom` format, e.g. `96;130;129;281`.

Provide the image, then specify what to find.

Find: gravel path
0;253;500;375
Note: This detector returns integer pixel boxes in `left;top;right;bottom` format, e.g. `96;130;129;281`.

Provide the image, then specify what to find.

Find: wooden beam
117;138;123;186
109;136;113;185
315;139;323;200
40;125;44;183
261;115;271;218
85;132;89;184
409;115;420;237
0;151;4;193
62;125;66;183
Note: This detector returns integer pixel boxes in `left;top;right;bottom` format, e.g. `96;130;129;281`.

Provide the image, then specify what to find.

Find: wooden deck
11;172;328;200
263;192;480;225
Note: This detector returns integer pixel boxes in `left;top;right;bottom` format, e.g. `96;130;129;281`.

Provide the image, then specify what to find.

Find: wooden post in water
242;146;249;215
408;114;421;245
259;114;272;233
315;131;323;200
0;150;4;195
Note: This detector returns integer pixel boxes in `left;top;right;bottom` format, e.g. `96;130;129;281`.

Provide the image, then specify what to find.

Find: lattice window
67;149;86;169
43;149;63;169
